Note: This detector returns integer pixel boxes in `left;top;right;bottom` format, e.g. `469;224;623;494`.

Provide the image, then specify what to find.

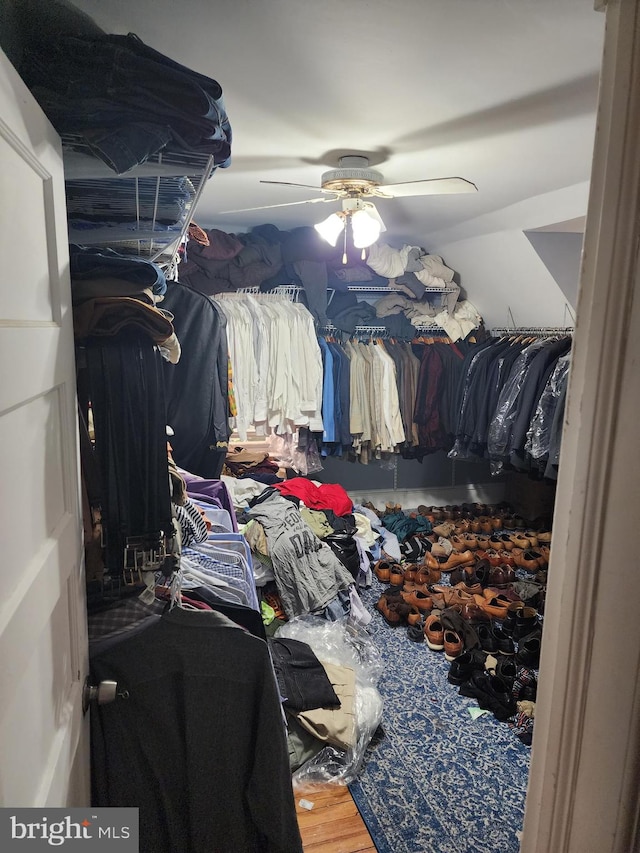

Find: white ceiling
72;0;604;247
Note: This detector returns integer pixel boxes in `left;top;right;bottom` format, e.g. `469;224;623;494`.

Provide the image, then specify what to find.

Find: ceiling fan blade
376;177;478;197
218;197;333;214
260;180;333;193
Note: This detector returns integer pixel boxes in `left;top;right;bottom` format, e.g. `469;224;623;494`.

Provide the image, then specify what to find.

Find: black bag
324;532;360;579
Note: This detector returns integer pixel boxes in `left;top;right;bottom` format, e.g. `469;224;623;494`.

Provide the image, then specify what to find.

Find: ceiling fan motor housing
321;155;383;195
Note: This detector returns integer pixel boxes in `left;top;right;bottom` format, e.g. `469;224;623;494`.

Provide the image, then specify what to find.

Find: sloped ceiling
69;0;604;247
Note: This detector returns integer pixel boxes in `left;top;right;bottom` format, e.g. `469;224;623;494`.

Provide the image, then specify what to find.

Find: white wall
435;228;575;328
427;181;589;328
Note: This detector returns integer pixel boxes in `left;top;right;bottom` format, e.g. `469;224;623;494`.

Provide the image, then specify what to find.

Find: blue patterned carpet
349;580;530;853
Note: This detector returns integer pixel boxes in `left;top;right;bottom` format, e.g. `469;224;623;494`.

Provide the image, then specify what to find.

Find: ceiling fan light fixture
314;212;345;246
351;208;383;249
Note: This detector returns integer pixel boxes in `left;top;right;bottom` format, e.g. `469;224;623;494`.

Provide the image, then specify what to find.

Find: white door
0;50;89;806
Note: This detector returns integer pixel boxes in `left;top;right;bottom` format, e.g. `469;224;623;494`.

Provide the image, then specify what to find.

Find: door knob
82;678;118;713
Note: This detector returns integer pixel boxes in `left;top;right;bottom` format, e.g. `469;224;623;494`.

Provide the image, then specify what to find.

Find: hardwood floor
295;785;377;853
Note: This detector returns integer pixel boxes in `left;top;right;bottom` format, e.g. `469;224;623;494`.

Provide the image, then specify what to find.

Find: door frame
522;0;640;850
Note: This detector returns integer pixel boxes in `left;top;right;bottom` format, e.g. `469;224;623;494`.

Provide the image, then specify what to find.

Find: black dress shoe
513;607;540;641
516;629;542;668
492;623;516;656
476;623;498;654
494;656;518;687
459;671;517;721
447;649;486;685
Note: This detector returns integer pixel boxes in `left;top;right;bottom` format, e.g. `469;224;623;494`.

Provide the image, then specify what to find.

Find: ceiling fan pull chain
342;226;348;265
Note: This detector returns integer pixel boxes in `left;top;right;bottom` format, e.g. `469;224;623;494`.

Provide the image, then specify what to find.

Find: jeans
269;637;341;712
22;32;232;173
69;244;167;295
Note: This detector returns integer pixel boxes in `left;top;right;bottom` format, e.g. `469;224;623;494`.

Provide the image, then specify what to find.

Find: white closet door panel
0;49;89;807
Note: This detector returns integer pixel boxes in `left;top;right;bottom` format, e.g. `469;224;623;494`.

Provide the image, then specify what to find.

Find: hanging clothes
161;282;231;479
90;607;302;853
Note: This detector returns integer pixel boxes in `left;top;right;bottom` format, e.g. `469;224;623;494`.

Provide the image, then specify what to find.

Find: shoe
484;586;522;604
537;530;552;544
488;565;516;588
498;533;514;550
459;602;491;622
473;559;492;588
490;656;518;687
476;535;492;550
510;534;531;550
516;629;542;667
447;649;487;685
407;621;425;642
406;606;423;627
436;550;476;571
514;550;546;572
449;534;468;552
492;623;516;655
373;560;392;582
449;565;474;585
402;564;418;584
502;601;526;637
416;564;442;585
513;607;540;641
473;594;509;620
464;534;478;550
478;516;493;534
432;521;456;538
453;580;483;597
400;589;433;612
375;594;410;626
476;622;499;654
424;613;445;650
388;565;405;587
497;550;516;567
458;671;517;721
444;629;464;662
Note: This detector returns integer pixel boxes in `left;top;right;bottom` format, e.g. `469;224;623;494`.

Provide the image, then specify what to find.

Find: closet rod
217;285;302;302
490;326;574;337
321;322;447;337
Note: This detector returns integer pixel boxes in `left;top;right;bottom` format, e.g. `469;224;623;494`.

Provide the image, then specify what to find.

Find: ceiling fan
219;155;477;255
220;155;478;213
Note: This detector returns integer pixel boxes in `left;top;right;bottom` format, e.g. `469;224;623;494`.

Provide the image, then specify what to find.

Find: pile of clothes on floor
368;501;549;745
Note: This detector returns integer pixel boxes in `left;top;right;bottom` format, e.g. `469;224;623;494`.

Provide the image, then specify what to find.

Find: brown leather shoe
424;613;445;650
460;602;490;622
401;589;433;612
510;534;530;550
488;565;516;587
389;565;405;586
430;542;449;559
476;536;492;550
464;534;478;550
484;586;522;603
449;534;468;552
444;629;464;662
403;564;418;583
416;566;442;585
537;530;552;543
513;550;545;573
406;606;423;627
430;587;474;608
453;581;483;597
375;594;408;626
473;594;509;620
373;560;392;582
436;550;475;571
524;530;539;548
432;521;456;538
